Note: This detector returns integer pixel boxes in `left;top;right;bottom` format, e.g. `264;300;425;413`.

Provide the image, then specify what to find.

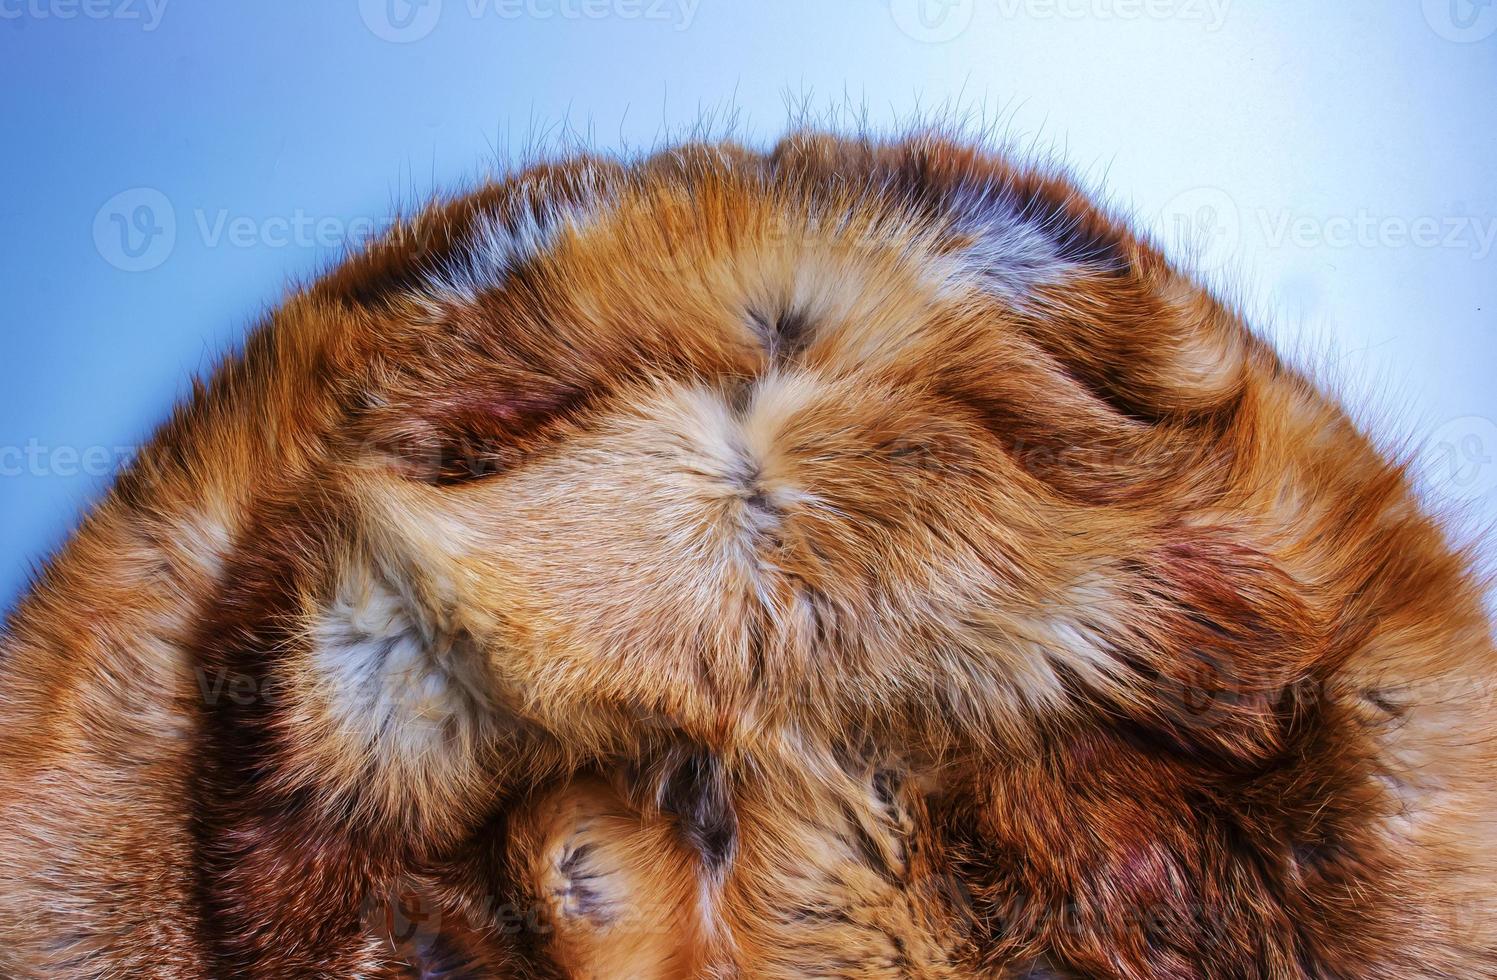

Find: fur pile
1;132;1493;977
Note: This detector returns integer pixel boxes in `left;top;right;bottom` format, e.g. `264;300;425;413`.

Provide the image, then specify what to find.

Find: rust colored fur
1;132;1494;977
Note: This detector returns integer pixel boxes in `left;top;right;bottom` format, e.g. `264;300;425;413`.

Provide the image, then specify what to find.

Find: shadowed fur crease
1;132;1494;978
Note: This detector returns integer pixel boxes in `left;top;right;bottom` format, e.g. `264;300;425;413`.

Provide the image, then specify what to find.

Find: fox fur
0;131;1494;978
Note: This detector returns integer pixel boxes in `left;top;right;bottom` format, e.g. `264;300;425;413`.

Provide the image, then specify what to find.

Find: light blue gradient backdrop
2;1;1495;612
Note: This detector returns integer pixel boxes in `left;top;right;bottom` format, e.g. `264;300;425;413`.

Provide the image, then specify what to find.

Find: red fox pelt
1;132;1494;978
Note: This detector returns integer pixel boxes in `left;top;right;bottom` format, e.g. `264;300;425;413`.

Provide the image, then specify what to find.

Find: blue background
2;0;1495;612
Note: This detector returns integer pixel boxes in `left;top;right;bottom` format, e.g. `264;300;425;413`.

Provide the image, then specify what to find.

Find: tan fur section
511;778;707;978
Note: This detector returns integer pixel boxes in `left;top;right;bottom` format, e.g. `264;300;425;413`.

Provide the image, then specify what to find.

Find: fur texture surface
1;131;1494;978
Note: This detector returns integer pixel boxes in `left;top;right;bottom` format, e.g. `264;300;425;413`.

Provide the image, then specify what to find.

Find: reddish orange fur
1;132;1493;977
